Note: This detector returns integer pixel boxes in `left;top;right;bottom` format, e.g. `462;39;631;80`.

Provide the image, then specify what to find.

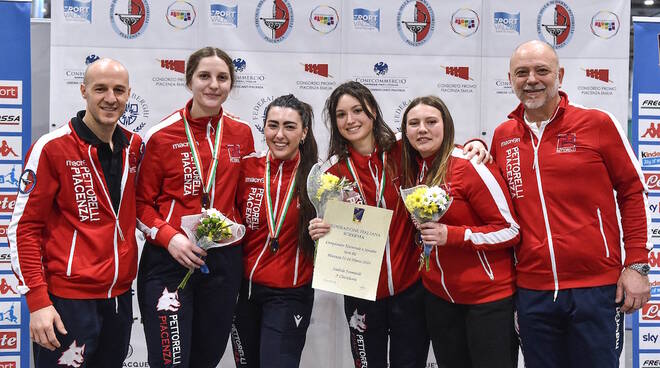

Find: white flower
203;208;222;219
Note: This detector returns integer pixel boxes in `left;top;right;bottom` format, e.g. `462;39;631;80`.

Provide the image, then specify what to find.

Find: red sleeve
598;112;650;265
445;160;520;251
135;133;178;248
8;142;58;312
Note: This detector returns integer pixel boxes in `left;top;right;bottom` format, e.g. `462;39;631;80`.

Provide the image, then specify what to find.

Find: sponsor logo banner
650;273;660;297
0;330;18;352
353;61;408;93
590;10;619;39
310;5;338;34
63;0;92;23
641;353;660;368
437;65;477;94
0;165;21;191
232;58;266;90
0;137;21;162
119;92;150;133
640;326;660;349
451;8;479;37
209;3;237;27
0;109;22;133
640;144;660;167
640;94;660;117
166;0;195;29
0;275;19;299
0;195;15;215
0;248;10;272
641;120;660;141
0;81;21;105
648;196;660;218
353;8;379;31
0;302;20;326
493;12;519;34
0;356;18;368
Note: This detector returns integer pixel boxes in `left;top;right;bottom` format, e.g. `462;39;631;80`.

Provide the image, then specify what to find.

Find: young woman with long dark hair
136;47;255;367
309;81;429;367
401;95;519;368
231;94;318;368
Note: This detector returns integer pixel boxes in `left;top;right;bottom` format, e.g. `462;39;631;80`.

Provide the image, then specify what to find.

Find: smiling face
335;94;375;151
80;59;130;129
188;55;232;118
264;106;308;161
509;41;564;121
405;103;445;158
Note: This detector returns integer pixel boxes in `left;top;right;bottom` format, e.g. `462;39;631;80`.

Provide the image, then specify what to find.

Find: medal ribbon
346;151;386;207
182;114;223;201
264;151;300;242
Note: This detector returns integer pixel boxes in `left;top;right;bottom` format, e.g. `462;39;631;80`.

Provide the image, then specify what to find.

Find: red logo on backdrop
0;331;17;349
0;279;17;296
646;173;660;191
440;66;473;81
642;303;660;320
0;195;15;215
0;224;6;239
160;59;185;74
584;68;612;83
0;362;16;368
303;63;332;78
643;122;660;139
0;87;18;100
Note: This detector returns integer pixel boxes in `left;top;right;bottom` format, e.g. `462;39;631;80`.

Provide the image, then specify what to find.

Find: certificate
312;200;393;301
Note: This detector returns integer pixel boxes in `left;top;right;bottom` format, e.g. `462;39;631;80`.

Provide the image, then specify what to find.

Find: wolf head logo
157;287;181;312
58;341;85;367
349;309;367;333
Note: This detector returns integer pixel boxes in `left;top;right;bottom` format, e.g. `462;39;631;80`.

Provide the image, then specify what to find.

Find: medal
264;151;300;253
182;114;223;210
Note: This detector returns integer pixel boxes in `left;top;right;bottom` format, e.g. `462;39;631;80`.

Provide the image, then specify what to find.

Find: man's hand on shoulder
616;267;651;314
30;305;67;351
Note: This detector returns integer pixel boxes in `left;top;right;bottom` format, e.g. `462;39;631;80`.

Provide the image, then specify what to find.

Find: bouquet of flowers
400;185;452;271
306;163;358;218
178;208;245;289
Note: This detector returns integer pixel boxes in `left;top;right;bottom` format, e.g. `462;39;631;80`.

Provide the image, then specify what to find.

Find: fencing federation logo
18;169;36;194
166;0;196;30
451;8;479;37
397;0;435;46
209;3;237;27
63;0;92;23
537;0;574;49
110;0;150;39
590;11;619;39
493;11;519;34
255;0;293;43
353;8;379;31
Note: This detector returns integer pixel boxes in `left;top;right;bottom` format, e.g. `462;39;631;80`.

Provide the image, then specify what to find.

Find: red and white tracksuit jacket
8;122;142;312
136;100;255;247
418;148;519;304
491;91;650;293
237;151;313;291
323;143;419;300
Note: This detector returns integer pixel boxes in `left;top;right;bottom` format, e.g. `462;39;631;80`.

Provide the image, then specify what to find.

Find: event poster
632;17;660;368
0;0;32;367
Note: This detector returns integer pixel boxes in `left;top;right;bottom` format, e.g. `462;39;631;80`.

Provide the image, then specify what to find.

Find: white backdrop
49;0;630;366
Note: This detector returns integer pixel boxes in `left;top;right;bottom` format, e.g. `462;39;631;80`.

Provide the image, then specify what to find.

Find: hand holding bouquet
400;185;452;271
307;163;357;218
178;208;245;289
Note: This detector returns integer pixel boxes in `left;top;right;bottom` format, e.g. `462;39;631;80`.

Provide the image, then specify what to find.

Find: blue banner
632;17;660;368
0;1;31;367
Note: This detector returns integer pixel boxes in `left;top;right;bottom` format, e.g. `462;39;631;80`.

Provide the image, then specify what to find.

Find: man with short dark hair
8;58;141;367
491;40;651;367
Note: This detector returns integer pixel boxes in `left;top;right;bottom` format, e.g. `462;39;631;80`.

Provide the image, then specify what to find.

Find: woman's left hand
419;222;448;247
463;141;492;164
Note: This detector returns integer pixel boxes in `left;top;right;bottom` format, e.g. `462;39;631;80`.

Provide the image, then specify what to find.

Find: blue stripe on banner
633;17;660;368
0;1;30;366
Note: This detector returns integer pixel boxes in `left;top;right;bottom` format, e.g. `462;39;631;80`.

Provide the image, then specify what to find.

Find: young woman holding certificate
307;81;426;367
231;94;318;368
400;95;520;368
136;47;255;367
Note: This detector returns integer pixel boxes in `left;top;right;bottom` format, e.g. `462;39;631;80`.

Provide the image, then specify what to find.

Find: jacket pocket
597;208;610;258
66;230;78;277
